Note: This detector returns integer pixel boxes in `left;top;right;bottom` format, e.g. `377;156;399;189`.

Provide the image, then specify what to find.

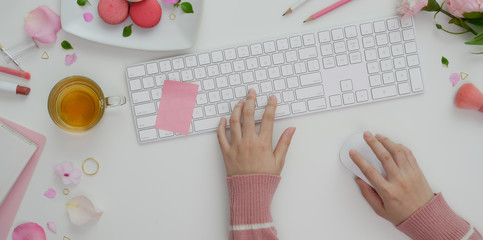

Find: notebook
0;120;38;205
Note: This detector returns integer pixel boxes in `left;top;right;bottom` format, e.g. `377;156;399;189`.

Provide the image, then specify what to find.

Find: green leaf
448;18;462;27
77;0;90;6
436;24;442;29
465;31;483;45
467;18;483;27
181;2;194;13
463;12;483;19
471;51;483;54
441;56;449;67
61;40;74;50
422;0;441;11
123;24;133;37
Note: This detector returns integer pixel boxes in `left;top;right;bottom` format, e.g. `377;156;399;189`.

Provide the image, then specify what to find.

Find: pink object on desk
0;117;46;239
0;66;30;80
155;80;199;135
304;0;353;23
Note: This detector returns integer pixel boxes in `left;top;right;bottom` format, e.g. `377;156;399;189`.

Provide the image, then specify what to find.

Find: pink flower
163;0;179;4
24;6;61;44
54;161;82;185
446;0;483;18
397;0;428;18
65;53;77;65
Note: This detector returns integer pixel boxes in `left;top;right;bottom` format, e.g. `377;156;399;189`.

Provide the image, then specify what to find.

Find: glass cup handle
105;96;126;108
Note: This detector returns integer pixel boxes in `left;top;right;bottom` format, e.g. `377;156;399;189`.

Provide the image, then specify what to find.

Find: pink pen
304;0;353;23
0;66;30;80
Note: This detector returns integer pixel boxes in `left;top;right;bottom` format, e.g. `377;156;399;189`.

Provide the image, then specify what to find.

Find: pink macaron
130;0;162;28
98;0;129;25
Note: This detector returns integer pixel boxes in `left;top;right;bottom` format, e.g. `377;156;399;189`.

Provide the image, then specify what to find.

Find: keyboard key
203;79;215;90
378;47;391;58
229;74;242;85
287;77;299;88
318;31;331;43
329;95;342;107
146;63;158;74
391;44;404;56
220;62;233;75
396;70;408;82
151;88;162;100
130;79;141;90
371;85;397;99
294;62;307;73
334;41;346;53
207;65;220;77
387;18;400;30
137;115;156;129
273;92;282;104
255;69;267;81
275;104;291;117
382;72;395;84
289;36;303;48
139;129;157;141
300;73;322;86
233;60;246;72
405;41;417;53
192;81;202;92
193;107;204;119
291;102;307;114
389;31;402;43
194;115;231;132
181;70;194;81
281;64;294;76
196;93;208;105
374;20;386;33
276;38;289;50
323;57;336;69
296;85;325;99
394;57;406;69
286;51;298;62
336;55;349;66
380;59;393;71
155;75;167;86
168;72;180;81
205;105;217;116
159;130;174;138
369;75;382;86
259;55;272;67
400;17;413;27
263;41;276;53
254;109;265;121
221;89;234;100
345;26;358;38
274;79;286;90
235;86;247;98
347;39;360;51
208;91;221;102
132;91;150;103
409;67;423;92
308;98;327;111
216;76;228;88
407;55;419;67
211;51;224;63
246;58;259;70
242;72;255;83
332;28;344;40
198;53;211;65
172;58;184;70
360;23;373;36
272;53;285;65
256;95;268;107
367;62;379;74
343;92;355;104
282;90;295;102
194;67;207;79
376;34;389;46
250;44;263;55
303;34;316;45
362;36;375;48
135;102;155;116
321;44;333;56
349;52;362;64
402;29;415;41
237;46;250;58
224;48;237;60
365;49;377;61
260;81;273;93
128;65;146;78
340;79;353;92
185;55;198;67
268;67;281;79
218;102;230;114
299;47;318;60
398;82;411;95
356;90;369;102
307;59;320;71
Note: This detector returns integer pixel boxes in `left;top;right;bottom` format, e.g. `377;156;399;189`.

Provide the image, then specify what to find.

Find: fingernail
269;95;276;102
375;133;383;139
248;89;255;95
363;131;372;138
238;99;244;105
349;149;356;155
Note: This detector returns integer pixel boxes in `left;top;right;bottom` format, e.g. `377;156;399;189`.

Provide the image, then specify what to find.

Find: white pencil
283;0;308;16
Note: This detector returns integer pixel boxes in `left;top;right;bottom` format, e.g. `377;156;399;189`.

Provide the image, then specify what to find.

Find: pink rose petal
46;221;56;233
24;6;61;44
13;222;46;240
44;188;56;199
66;196;103;225
65;54;78;66
450;73;460;87
83;12;93;22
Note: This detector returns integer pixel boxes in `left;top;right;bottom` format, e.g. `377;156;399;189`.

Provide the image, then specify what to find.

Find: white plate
61;0;203;51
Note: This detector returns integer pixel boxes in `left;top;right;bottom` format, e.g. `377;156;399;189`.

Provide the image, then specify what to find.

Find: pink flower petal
66;196;103;225
46;221;56;233
54;161;82;185
83;12;93;22
65;54;78;66
24;6;61;44
163;0;179;3
44;188;56;199
450;73;460;87
13;222;46;240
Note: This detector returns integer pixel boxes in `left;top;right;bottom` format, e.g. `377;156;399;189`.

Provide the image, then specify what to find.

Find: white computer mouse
339;133;386;187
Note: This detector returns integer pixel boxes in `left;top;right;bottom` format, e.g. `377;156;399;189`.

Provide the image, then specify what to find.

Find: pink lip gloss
0;81;30;95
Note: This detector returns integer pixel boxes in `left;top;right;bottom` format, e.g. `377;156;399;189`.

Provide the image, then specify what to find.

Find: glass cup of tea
48;76;126;132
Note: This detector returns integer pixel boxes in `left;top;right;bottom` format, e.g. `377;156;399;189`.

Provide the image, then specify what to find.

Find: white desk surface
2;0;483;239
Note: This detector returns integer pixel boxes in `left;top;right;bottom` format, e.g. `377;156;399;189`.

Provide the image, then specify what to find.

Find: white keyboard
125;16;423;144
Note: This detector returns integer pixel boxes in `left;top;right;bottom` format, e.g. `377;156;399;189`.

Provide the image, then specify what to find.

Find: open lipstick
0;81;30;95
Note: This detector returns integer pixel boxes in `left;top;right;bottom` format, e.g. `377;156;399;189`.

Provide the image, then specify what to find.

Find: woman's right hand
350;132;434;225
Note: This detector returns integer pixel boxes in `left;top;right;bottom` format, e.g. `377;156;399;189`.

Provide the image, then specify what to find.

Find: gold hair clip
63;188;70;195
169;12;176;20
461;72;468;80
63;236;71;240
41;51;49;59
82;158;99;176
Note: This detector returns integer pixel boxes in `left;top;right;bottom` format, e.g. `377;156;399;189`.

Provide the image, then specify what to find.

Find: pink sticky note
155;80;199;135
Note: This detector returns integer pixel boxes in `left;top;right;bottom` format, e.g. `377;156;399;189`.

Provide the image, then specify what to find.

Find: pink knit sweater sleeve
398;193;482;240
226;174;280;240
